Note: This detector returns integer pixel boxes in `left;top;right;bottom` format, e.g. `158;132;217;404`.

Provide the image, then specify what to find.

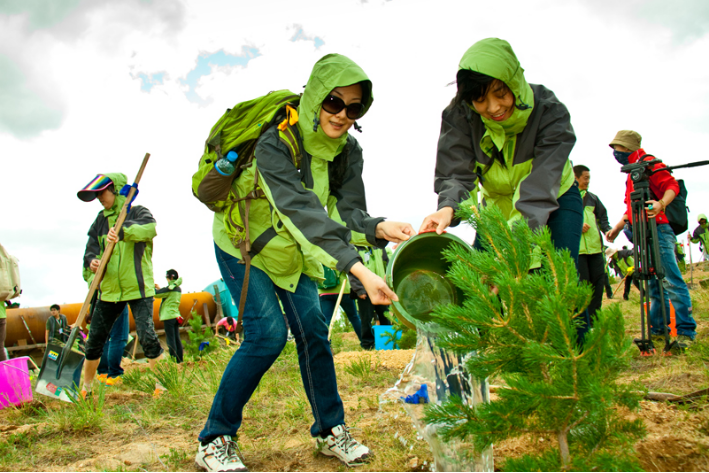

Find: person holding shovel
193;54;415;471
78;173;163;397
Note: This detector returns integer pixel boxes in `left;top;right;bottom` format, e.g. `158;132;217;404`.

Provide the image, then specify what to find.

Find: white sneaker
317;424;371;466
195;435;248;472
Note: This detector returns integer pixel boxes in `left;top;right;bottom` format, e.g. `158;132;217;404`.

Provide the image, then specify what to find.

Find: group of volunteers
66;37;703;472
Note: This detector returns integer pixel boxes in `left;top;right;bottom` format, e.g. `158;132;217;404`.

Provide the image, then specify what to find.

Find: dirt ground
2;264;709;471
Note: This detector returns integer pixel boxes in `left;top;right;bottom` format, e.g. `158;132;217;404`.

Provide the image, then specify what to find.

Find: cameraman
605;130;696;348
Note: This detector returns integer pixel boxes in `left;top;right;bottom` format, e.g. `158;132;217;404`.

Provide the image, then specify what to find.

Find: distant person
78;172;164;397
691;214;708;261
216;316;238;341
606;247;639;300
601;246;614;299
46;304;70;343
155;269;184;363
574;165;612;324
96;305;129;385
675;241;686;272
606;130;696;348
318;265;362;341
349;246;391;350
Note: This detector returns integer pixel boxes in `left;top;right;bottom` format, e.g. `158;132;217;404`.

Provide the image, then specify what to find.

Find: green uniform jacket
82;173;157;302
579;190;611;255
202;55;386;292
155;277;182;321
611;250;634;277
434;38;576;230
0;303;5;320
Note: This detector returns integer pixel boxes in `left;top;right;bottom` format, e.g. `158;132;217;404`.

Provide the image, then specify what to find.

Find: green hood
169;277;183;289
459;38;534;152
297;54;373;161
102;172;128;218
698;213;707;224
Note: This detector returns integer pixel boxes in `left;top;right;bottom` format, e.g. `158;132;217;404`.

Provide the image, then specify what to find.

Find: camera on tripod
621;158;662;184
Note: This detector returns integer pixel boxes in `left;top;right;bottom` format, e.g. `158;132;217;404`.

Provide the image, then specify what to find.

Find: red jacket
624;148;679;226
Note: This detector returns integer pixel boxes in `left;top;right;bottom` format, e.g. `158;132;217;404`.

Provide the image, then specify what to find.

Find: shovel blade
36;341;85;402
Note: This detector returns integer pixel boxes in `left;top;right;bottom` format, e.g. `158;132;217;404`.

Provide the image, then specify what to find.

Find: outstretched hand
375;221;416;244
350;262;398;305
419;207;454;235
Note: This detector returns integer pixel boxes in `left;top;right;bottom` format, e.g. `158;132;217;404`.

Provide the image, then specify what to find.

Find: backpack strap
233;103;301;334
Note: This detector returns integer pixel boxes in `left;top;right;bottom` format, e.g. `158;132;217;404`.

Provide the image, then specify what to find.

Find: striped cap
77;174;114;202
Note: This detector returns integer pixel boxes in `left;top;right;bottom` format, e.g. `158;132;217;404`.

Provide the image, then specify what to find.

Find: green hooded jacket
208;54;387;292
155;277;182;321
82;172;157;302
434;38;576;230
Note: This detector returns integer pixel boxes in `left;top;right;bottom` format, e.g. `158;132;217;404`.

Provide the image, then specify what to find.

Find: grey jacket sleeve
515;90;576;230
434;104;479;227
255;132;362;273
594;194;612;233
330;139;387;248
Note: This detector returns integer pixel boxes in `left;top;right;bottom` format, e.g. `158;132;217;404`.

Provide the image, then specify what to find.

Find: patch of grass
66;382;107;432
161;446;191;470
121;366;157;394
344;357;372;381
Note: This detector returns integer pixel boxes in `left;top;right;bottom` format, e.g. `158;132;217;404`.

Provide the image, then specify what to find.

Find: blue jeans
319;294;362;341
649;224;695;339
199;243;345;442
97;306;129;377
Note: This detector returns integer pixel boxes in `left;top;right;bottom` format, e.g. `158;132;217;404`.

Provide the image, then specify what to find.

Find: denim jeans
199;243;345;442
649;224;696;339
86;298;162;361
319;294;362;341
97;305;129;377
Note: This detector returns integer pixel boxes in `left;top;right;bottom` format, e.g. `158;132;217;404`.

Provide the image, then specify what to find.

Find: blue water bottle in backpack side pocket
215;150;238;176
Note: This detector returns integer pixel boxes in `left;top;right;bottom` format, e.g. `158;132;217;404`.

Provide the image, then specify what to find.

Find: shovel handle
327;280;348;341
73;153;151;330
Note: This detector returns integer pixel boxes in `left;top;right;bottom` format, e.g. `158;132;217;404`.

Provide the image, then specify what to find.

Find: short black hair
573;165;590;178
166;269;178;280
50;304;60;311
452;69;511;107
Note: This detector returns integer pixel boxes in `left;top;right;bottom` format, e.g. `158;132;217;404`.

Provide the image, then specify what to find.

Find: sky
1;0;708;308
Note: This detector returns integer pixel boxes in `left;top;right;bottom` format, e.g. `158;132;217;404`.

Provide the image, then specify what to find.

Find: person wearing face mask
691;214;709;261
605;130;696;349
194;54;415;472
420;38;586;340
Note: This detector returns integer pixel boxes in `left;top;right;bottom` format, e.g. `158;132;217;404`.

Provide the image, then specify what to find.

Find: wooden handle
328;280;348;340
74;153;151;330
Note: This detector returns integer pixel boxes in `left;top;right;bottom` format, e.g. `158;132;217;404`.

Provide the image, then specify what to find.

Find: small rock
408;457;419;468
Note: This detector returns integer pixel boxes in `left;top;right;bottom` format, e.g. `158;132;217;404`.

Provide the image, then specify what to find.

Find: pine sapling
423;202;644;471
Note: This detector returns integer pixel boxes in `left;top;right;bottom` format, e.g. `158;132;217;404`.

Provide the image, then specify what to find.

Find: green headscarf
297;54;373;162
101;172;127;217
459;38;534;153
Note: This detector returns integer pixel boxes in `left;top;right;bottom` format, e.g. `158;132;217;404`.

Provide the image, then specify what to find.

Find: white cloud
1;0;708;308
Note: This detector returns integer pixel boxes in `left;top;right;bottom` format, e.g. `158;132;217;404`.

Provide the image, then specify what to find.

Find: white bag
0;243;21;301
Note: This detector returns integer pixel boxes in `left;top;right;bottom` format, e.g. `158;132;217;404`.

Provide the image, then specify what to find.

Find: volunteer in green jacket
691;214;708;261
420;38;586;334
349;246;391;350
194;54;415;471
78;172;163;396
155;269;183;363
574;165;612;324
606;247;639;301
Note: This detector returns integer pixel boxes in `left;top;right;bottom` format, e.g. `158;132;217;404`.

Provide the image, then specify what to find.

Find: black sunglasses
321;95;365;119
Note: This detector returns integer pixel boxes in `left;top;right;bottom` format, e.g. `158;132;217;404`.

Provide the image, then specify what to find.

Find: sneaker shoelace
333;427;359;454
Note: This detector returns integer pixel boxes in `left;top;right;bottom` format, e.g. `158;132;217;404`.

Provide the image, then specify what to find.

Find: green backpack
318;266;340;290
192;89;302;331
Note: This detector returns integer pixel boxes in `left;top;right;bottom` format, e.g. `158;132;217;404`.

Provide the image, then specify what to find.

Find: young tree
424;202;644;471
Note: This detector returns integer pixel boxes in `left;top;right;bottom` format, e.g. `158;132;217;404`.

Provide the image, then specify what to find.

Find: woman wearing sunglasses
195;53;415;472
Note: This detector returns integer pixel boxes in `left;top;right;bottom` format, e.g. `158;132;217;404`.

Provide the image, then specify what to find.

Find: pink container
0;356;33;409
